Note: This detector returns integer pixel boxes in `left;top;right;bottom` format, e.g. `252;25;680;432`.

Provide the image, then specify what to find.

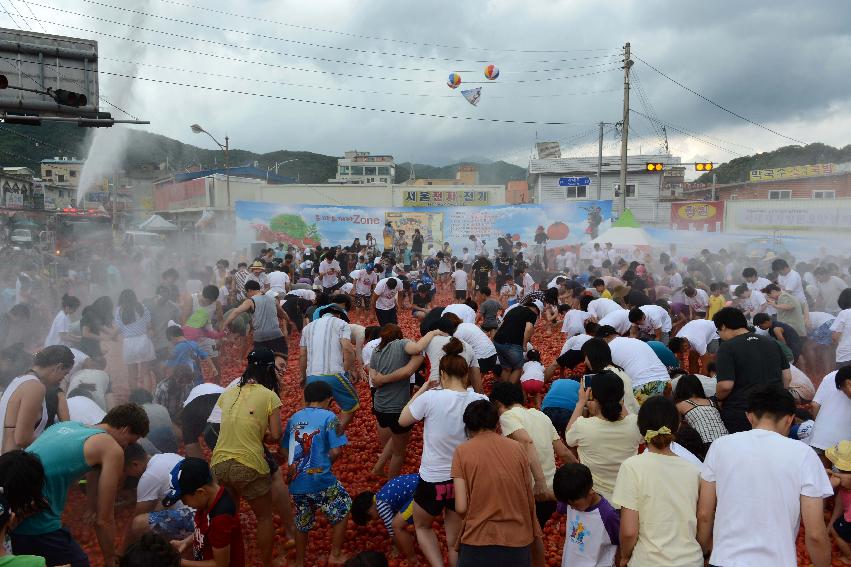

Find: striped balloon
447;72;462;89
484;64;499;80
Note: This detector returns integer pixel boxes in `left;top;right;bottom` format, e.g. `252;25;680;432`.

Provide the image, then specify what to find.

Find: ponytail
598;399;622;422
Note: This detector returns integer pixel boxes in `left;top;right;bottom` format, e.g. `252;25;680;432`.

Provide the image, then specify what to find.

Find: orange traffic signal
646;162;664;171
695;162;714;171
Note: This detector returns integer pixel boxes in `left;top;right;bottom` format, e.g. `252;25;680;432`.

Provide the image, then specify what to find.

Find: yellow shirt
601;289;613;300
612;452;703;566
499;406;560;490
564;414;643;503
706;295;725;321
211;383;282;474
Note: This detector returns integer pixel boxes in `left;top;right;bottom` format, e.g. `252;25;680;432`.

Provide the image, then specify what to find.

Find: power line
18;0;47;33
71;0;619;67
28;4;620;78
99;56;620;101
0;0;22;28
6;0;32;29
13;15;623;86
630;109;744;157
155;0;615;56
633;53;806;145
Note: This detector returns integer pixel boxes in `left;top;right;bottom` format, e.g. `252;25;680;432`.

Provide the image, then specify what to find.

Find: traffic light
646;162;664;171
695;162;713;171
0;74;7;89
50;89;88;108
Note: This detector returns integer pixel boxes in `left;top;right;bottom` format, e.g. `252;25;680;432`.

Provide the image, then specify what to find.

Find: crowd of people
0;232;850;567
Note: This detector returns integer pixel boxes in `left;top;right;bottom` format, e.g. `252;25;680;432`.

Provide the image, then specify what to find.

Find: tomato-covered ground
63;285;846;566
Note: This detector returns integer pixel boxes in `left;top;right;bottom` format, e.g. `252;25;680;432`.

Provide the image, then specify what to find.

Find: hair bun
442;336;464;357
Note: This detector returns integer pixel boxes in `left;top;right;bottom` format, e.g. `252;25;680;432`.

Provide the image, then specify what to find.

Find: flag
461;87;482;106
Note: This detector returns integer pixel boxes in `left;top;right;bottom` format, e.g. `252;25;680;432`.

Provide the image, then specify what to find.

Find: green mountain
696;142;851;184
0;123;525;185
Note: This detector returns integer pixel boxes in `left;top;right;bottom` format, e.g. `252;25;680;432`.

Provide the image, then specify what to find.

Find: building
682;163;851;202
330;151;395;184
505;180;529;204
527;154;682;226
410;164;480;187
40;157;84;186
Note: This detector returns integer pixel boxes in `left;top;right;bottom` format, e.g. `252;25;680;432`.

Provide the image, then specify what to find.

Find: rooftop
529;154;680;174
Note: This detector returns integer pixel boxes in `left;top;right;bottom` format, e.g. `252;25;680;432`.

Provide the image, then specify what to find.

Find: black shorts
455;290;467;300
182;393;221;444
413;476;456;517
254;336;288;357
536;500;557;529
12;528;89;567
374;410;414;435
376;307;398;326
834;516;851;543
478;354;498;374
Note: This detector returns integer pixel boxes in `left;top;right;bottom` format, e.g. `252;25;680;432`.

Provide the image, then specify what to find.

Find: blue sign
559;177;592;187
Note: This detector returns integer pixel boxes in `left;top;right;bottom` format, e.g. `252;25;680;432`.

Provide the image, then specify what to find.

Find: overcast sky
5;0;851;169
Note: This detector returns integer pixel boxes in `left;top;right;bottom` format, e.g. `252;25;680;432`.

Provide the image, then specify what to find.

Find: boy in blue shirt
165;326;216;384
351;474;420;565
281;381;351;567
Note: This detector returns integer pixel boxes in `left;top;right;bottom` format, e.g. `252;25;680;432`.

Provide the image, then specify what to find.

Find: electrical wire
630;109;744;157
68;0;620;67
0;0;22;28
154;0;616;56
18;0;47;33
30;3;620;77
6;0;31;30
633;53;806;145
16;14;623;85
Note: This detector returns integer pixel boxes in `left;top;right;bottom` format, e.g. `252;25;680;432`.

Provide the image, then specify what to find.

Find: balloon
447;73;462;89
484;64;499;80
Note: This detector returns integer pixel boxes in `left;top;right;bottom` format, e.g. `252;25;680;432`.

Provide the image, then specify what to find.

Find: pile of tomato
62;286;845;565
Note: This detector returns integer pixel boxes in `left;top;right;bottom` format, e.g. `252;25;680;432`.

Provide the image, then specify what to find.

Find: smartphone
582;373;595;390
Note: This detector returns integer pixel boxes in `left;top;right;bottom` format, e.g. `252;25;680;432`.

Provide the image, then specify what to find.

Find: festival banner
670;201;724;232
234;200;612;255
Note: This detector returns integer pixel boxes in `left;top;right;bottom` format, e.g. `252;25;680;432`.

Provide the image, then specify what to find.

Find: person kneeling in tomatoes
351;474;420;566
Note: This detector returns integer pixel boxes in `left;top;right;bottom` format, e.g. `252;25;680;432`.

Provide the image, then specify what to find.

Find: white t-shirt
564;251;577;270
675;319;719;356
598;309;631;335
69;348;89;375
442;304;476;325
809;370;851;450
587;298;621;320
452;323;496;360
830;309;851;362
638;304;673;333
67;396;106;425
425;336;479;382
685;288;710;313
183;382;226;407
407;388;488;482
520;273;535;296
44;310;71;347
451;269;468;291
373;278;401;311
560;334;592;356
520;361;545;383
746;277;772;292
137;453;187;510
300;314;352;376
339;282;354;294
561;309;592;337
590;250;605;268
288;288;316;302
778;270;806;303
608;337;670;387
808;311;835;329
267;271;290;293
362;338;380;370
501;283;523;301
206;380;238;424
701;429;833;567
318;259;341;288
671;442;703;468
68;370;111;410
351;269;378;296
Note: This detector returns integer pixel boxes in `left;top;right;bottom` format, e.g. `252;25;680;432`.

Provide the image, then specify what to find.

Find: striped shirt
375;474;419;536
114;305;152;338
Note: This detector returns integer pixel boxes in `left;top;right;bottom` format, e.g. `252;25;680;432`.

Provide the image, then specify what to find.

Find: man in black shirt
494;251;514;291
753;313;803;363
493;302;541;382
470;255;493;293
713;307;791;433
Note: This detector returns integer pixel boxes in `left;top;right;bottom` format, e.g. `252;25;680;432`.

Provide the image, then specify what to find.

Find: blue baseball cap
162;457;212;507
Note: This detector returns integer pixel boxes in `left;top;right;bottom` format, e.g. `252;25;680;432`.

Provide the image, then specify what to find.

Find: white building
527;154;682;226
330;151;395;184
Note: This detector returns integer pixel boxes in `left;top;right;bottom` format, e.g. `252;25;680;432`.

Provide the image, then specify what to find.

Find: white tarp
138;214;178;232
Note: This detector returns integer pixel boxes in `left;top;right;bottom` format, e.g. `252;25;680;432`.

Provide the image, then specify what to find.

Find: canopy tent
581;209;654;261
138;214;178;232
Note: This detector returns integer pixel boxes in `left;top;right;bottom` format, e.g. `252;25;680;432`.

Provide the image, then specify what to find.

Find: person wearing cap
247;260;270;292
165;457;245;567
222;280;289;358
826;440;851;561
11;404;150;567
300;304;359;431
210;348;282;567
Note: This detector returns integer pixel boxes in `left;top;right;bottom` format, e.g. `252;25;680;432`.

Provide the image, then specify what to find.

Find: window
70;170;77;178
44;169;52;177
364;166;377;176
813;190;835;199
377;166;390;176
612;183;636;197
349;166;364;176
566;186;587;199
57;174;65;183
768;190;792;200
338;166;349;175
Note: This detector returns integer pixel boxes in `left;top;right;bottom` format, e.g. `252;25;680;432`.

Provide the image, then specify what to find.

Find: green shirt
0;554;47;566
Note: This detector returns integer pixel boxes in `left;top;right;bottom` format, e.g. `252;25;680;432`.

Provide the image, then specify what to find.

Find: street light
190;124;230;209
266;159;298;182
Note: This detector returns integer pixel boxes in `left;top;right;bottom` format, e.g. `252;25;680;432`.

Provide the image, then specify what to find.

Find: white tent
138;214;178;232
580;209;654;261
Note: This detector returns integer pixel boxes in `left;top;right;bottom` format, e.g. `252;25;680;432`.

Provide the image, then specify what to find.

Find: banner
748;163;833;182
726;199;851;232
402;189;490;207
235;200;612;255
670;201;724;232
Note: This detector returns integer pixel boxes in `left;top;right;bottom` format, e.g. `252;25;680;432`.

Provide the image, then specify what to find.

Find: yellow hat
826;440;851;472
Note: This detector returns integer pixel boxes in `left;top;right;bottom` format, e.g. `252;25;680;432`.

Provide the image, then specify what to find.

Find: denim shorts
494;343;524;370
149;506;195;540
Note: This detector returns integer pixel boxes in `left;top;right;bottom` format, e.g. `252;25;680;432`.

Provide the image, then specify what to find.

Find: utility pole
619;42;633;215
224;135;230;210
597;122;604;200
